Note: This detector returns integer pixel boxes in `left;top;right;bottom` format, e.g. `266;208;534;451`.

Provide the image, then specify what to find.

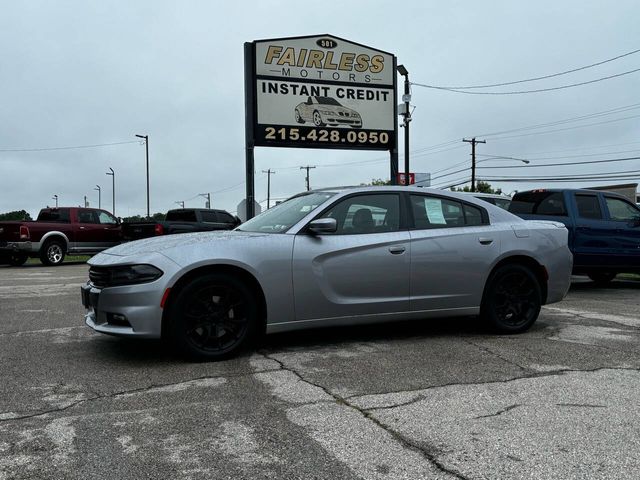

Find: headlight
320;110;333;115
89;264;163;287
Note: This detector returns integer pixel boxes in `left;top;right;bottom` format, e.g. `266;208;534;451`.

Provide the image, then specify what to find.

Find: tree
0;210;32;221
452;181;502;195
361;178;391;186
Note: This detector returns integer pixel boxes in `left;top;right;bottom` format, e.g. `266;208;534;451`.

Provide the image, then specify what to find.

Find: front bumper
81;281;165;339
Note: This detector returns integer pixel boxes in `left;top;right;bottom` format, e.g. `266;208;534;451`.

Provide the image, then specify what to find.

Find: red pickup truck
0;207;122;266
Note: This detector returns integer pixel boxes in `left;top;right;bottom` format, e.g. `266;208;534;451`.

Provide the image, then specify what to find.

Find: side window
319;194;400;234
217;212;236;223
200;211;218;222
510;192;567;216
78;210;98;224
97;211;117;225
575;194;602;219
411;196;486;229
604;197;640;222
464;204;484;226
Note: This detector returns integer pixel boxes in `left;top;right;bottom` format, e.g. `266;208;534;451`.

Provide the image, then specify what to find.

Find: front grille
89;267;111;288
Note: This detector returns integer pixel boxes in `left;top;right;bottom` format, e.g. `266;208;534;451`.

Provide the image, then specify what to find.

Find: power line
0;140;139;152
477;154;640;168
412;67;640;95
421;48;640;90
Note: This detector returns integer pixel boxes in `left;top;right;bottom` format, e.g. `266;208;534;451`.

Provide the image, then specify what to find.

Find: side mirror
307;218;337;234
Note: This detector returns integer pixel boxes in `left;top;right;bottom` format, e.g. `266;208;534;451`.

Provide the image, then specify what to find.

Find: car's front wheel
169;273;257;361
481;264;541;333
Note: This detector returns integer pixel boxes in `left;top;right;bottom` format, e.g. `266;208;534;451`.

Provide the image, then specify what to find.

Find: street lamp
94;185;101;209
106;167;115;215
135;134;150;218
52;195;58;208
199;193;211;209
396;64;411;186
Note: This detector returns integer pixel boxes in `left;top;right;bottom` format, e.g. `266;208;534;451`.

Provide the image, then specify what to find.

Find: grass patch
26;255;91;265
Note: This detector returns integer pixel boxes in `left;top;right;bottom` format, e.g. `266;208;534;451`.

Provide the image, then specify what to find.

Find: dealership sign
245;34;397;150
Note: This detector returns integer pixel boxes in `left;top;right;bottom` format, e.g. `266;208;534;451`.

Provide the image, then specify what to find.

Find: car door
570;193;615;268
602;195;640;267
408;194;499;311
73;209;104;252
292;192;410;322
96;210;121;247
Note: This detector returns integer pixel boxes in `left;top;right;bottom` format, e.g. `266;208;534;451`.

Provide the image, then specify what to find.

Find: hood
102;230;268;257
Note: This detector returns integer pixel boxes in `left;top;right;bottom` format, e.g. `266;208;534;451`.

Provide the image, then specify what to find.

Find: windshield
237;192;335;233
316;96;341;106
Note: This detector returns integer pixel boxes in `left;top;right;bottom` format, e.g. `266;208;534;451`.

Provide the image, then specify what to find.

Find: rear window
37;209;70;223
510;192;567;216
166;210;197;222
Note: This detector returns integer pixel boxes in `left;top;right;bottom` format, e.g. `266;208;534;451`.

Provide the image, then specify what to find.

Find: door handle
388;246;406;254
79;226;86;230
478;237;493;245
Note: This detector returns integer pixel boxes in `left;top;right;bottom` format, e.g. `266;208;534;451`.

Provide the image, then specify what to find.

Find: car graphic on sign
294;96;362;128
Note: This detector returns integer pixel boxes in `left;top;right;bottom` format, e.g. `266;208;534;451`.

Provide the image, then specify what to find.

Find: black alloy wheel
481;264;541;333
170;273;257;360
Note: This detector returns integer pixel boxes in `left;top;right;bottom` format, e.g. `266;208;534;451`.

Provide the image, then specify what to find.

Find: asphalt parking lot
0;264;639;479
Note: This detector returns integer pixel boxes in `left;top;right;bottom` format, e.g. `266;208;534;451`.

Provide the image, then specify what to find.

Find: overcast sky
2;0;639;218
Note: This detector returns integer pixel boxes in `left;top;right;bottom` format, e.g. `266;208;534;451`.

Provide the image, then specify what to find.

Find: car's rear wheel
40;240;65;266
294;109;304;124
312;110;325;126
481;264;541;333
587;272;616;285
9;252;28;266
169;273;257;361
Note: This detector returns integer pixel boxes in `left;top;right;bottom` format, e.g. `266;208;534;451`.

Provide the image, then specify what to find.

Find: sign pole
244;42;256;219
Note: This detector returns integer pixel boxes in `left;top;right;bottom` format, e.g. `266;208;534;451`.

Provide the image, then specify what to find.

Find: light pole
106;167;115;215
262;169;275;208
135;134;150;218
175;201;185;208
94;185;101;209
52;195;58;208
397;64;411;186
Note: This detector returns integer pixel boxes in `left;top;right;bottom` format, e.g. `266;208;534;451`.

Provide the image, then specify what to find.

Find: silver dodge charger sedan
82;186;572;360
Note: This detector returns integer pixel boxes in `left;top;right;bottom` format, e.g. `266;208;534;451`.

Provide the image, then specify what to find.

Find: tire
168;273;257;361
40;239;66;266
587;272;616;285
294;109;305;124
481;264;541;334
9;252;28;266
312;110;325;127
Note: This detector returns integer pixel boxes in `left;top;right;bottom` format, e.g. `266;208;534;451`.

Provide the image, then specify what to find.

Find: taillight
19;226;30;240
154;224;164;235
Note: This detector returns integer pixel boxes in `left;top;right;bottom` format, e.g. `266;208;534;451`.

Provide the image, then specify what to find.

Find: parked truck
121;208;241;241
509;189;640;283
0;207;121;266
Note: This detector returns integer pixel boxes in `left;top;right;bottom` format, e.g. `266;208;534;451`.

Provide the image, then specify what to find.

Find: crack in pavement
0;368;282;423
258;350;471;480
463;339;529;372
473;403;521;419
347;366;640;408
556;403;607;409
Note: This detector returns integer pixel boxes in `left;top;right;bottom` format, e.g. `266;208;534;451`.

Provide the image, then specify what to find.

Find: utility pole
84;195;88;208
300;165;316;191
175;201;185;208
52;195;58;208
262;169;275;208
397;65;411;185
135;134;150;218
94;185;101;209
106;168;115;215
199;193;211;209
463;137;486;192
